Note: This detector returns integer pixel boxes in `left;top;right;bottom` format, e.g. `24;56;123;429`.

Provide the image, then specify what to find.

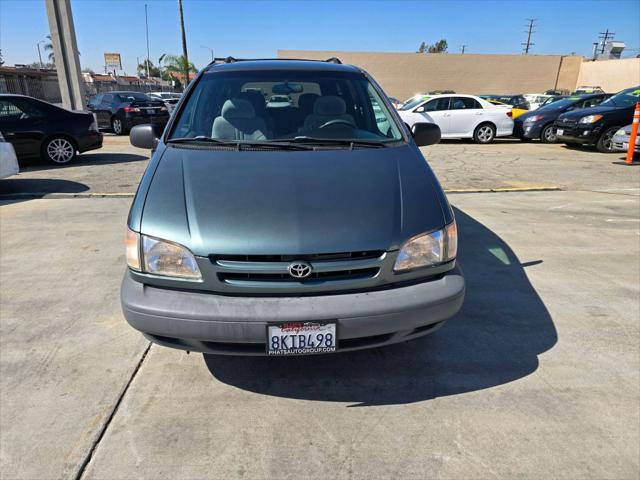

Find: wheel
473;123;496;144
540;124;557;143
42;137;76;165
596;126;620;153
111;116;126;135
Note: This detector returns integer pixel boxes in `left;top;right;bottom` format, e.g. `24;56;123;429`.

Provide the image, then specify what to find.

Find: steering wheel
318;119;356;129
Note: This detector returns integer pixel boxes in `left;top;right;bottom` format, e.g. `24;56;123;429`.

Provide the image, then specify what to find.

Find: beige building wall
279;50;583;100
576;58;640;92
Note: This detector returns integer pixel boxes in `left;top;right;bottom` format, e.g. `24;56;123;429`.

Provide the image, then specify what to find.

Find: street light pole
201;45;214;62
144;3;151;79
37;41;45;68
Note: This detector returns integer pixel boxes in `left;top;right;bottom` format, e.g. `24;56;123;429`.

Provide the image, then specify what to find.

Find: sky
0;0;639;75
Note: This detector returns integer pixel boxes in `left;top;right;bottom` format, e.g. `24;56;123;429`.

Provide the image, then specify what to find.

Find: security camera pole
44;0;86;110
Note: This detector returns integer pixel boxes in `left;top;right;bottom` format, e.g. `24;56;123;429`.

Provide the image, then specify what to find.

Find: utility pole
522;18;536;54
460;45;467;54
598;29;615;54
44;0;86;110
144;4;151;79
178;0;190;88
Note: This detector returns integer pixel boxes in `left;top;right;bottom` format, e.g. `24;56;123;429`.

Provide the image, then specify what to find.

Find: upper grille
210;250;386;288
556;117;578;127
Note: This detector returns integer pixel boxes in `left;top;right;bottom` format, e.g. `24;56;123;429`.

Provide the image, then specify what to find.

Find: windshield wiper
289;136;389;149
167;136;234;145
166;136;314;150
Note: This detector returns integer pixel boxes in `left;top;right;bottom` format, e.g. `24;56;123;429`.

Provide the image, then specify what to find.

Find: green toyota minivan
121;57;464;356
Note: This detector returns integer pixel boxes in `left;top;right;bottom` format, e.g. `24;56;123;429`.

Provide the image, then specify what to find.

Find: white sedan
397;94;514;143
0;131;19;179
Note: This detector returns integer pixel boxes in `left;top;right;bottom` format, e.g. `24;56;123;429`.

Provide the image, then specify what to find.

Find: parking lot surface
1;136;639;479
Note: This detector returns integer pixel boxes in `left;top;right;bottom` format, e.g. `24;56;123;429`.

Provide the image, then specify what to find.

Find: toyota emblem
288;261;312;279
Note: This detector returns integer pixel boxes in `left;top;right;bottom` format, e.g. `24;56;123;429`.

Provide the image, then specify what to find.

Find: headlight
578;114;603;124
125;227;202;280
615;128;626;136
524;115;544;123
394;221;458;272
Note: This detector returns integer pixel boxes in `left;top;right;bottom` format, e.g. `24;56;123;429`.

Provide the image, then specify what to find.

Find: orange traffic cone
626;102;640;165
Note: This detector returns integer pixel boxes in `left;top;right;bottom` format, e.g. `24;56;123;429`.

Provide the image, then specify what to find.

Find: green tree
137;59;161;77
417;39;448;54
428;39;448;53
163;54;197;81
44;35;54;63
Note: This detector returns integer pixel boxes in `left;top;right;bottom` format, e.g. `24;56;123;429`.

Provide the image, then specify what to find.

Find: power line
598;29;615;54
522;18;536;54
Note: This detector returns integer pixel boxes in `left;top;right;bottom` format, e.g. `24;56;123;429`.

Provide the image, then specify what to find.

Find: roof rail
207;57;343;67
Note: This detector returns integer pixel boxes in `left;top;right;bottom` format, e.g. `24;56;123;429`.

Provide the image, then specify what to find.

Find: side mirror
130;124;159;149
411;122;441;147
415;105;425;113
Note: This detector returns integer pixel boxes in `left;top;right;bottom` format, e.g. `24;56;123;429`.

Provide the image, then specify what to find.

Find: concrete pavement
0;136;639;479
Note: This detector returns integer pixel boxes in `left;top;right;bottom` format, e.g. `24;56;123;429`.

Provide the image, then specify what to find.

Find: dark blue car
514;93;609;143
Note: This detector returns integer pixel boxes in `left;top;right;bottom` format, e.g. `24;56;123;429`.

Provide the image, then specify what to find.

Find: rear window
170;69;403;142
117;92;152;102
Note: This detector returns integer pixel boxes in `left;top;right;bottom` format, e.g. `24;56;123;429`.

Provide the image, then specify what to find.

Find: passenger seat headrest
221;98;255;120
314;96;347;116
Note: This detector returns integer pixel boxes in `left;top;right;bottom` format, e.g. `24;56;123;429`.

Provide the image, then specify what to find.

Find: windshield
600;87;640;108
400;96;428;111
537;97;580;111
170;70;404;143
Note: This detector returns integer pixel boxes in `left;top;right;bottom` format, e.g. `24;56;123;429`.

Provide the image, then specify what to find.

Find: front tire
474;123;496;144
540;124;558;143
111;117;126;135
42;137;76;165
596;126;619;153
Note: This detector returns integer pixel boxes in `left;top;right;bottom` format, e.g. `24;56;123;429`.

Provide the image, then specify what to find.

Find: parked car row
394;86;639;152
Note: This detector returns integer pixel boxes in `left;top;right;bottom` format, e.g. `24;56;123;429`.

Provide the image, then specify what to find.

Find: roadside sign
104;53;122;70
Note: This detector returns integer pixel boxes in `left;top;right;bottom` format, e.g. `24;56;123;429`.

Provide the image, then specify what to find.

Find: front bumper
514;121;543;139
612;133;640;153
121;266;465;355
555;123;602;144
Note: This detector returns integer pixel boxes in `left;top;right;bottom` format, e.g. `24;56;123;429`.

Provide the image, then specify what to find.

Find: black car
555;86;640;153
480;94;530;110
0;94;103;165
514;94;609;143
87;91;169;135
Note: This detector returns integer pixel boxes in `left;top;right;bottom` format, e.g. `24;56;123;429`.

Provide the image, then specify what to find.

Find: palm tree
44;35;54;63
42;35;80;65
163;55;197;83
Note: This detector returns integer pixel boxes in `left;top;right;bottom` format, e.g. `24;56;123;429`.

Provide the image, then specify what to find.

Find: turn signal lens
125;227;141;271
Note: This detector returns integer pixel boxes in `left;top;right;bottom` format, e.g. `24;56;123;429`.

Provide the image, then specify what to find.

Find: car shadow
0;178;89;198
203;208;557;406
17;153;148;172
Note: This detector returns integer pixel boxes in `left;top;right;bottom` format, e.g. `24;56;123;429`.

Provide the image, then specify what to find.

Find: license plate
147;109;155;114
556;129;564;136
267;322;337;355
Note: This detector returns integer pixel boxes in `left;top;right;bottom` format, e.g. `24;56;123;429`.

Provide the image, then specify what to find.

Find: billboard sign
104;53;122;70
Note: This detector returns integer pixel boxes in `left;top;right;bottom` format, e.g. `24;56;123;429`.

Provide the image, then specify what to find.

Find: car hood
140;144;446;256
